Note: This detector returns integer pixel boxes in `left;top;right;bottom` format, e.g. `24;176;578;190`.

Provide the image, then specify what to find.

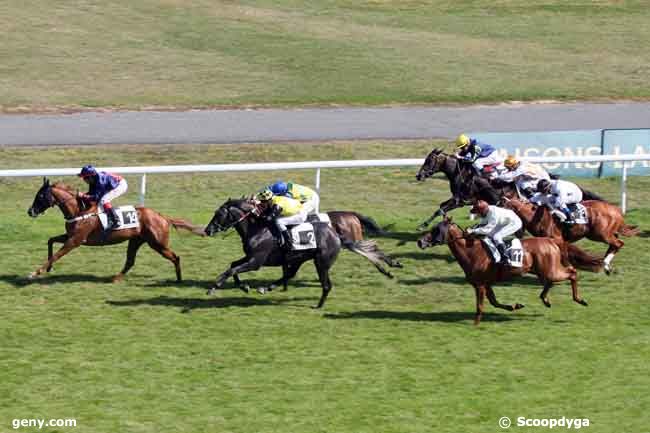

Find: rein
50;186;98;223
220;208;254;232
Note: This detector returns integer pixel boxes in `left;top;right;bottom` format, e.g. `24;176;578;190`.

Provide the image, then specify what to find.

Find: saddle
481;238;524;268
98;205;140;231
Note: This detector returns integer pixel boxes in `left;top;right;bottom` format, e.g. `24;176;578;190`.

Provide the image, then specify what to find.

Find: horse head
417;216;453;248
205;198;257;236
417;148;452;181
27;177;55;217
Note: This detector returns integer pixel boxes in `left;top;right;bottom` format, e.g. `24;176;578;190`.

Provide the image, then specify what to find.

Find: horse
27;178;205;282
414;148;605;230
204;198;393;308
417;217;587;325
503;198;640;274
414;148;511;229
328;211;402;270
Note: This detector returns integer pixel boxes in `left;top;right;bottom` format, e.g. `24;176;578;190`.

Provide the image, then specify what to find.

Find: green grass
1;141;649;432
2;0;650;111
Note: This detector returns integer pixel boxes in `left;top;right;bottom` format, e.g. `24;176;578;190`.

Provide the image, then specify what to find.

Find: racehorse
204;198;393;308
328;211;402;270
415;148;604;230
27;178;205;282
415;149;512;229
503;198;640;274
417;217;587;325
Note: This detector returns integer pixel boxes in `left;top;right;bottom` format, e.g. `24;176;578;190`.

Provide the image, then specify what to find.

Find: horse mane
51;181;76;195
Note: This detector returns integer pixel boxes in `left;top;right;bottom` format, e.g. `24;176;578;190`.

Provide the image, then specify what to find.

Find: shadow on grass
401;275;545;288
107;295;318;312
393;251;454;262
0;273;112;287
324;310;541;323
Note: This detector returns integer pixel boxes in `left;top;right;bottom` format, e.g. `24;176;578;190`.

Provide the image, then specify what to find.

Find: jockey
256;189;307;249
77;165;128;230
467;200;523;264
497;155;550;198
456;133;505;178
531;179;583;224
268;181;320;215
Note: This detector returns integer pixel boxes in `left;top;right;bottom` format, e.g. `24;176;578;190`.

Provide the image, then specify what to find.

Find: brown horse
27;178;205;282
504;198;640;274
417;217;586;325
328;211;402;270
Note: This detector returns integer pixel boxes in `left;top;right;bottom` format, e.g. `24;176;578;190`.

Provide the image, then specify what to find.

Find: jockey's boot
280;230;292;251
105;206;120;230
496;242;509;265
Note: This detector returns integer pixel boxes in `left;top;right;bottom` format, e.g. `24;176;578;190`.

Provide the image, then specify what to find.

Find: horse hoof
207;287;217;296
394;261;403;268
112;275;124;283
27;272;36;280
542;300;551;308
578;299;588;307
239;285;250;294
514;303;525;310
257;287;267;295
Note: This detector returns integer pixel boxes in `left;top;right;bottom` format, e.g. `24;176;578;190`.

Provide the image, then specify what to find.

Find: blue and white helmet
78;164;98;178
269;181;288;195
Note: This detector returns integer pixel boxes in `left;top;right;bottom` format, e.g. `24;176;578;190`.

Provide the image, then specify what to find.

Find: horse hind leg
147;240;182;282
47;234;68;272
113;238;145;283
569;267;588;306
539;281;553;308
603;238;624;275
313;258;333;309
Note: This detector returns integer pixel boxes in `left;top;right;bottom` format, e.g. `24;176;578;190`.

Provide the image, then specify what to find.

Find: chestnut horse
328;211;402;270
417;217;586;325
27;178;205;282
503;198;639;274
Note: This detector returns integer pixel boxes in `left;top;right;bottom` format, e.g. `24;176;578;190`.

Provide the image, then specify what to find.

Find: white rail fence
1;154;649;214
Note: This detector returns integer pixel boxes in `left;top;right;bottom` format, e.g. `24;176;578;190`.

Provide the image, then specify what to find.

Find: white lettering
542;147;562;170
584;146;601;169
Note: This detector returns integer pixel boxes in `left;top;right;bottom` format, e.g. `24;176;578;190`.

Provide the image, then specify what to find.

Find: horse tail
340;239;399;278
618;224;641;237
566;243;604;273
351;212;387;235
164;216;207;237
580;188;606;202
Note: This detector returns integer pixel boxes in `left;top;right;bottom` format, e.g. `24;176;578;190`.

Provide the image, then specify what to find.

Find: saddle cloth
482;238;524;268
567;203;588;224
289;223;317;250
98;205;140;231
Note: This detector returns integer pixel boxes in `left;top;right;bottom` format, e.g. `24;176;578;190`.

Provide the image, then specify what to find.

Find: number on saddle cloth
288;222;318;250
99;205;140;231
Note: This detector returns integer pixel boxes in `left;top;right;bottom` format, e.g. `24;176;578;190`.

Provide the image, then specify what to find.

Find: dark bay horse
504;198;640;274
417;217;586;325
204;198;393;308
27;178;205;281
415;149;509;229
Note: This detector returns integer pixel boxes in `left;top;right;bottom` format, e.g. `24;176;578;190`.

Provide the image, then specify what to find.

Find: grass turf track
3;0;650;111
1;141;649;432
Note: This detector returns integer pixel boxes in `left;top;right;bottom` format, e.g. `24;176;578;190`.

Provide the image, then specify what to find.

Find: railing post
620;163;628;214
315;168;321;212
139;173;147;206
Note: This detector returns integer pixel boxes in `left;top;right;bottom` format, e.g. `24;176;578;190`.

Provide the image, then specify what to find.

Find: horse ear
44;177;49;186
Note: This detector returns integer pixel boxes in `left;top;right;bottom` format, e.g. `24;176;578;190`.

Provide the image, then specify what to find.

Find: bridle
215;204;255;232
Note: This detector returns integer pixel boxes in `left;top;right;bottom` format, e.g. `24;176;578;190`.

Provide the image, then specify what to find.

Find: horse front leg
46;234;68;272
417;197;461;230
29;238;81;279
208;256;261;295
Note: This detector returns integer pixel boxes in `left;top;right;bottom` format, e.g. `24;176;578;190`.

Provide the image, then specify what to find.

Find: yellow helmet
257;189;273;201
504;155;519;169
456;134;471;149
